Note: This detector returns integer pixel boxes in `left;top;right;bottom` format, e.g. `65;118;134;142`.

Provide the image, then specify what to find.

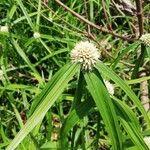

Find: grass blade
16;0;34;29
146;46;150;61
112;42;139;68
95;62;150;127
6;63;80;150
84;72;123;150
11;38;44;84
60;98;94;148
112;97;149;149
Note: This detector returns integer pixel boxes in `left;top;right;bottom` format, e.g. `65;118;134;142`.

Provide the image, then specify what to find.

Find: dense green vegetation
0;0;150;149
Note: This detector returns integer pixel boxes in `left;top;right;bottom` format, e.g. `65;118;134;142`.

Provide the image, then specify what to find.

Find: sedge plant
1;0;150;150
6;40;150;150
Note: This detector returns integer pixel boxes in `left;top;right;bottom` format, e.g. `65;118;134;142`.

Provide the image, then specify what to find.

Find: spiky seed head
33;32;41;39
71;41;100;70
140;33;150;46
104;80;114;95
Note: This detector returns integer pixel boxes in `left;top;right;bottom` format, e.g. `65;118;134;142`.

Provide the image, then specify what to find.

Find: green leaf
112;97;149;149
146;46;150;61
8;4;17;19
95;62;150;127
6;63;80;150
84;72;123;150
40;141;59;149
112;42;139;68
125;76;150;85
0;84;40;93
11;38;44;84
16;0;34;29
36;0;41;31
120;118;149;150
60;98;94;148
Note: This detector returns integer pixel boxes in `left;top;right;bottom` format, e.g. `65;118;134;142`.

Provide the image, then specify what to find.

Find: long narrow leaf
112;97;149;149
16;0;34;29
11;38;43;84
6;63;80;150
112;42;139;68
60;98;94;148
95;62;150;127
84;72;123;150
146;47;150;61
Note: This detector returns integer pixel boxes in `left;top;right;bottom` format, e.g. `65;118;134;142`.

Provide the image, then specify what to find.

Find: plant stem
72;71;84;109
83;0;91;38
55;0;135;41
135;0;144;37
131;44;146;79
132;0;145;79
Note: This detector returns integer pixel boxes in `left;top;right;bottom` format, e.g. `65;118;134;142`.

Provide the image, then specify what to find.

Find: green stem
132;0;145;79
71;70;84;109
131;44;146;79
95;114;100;150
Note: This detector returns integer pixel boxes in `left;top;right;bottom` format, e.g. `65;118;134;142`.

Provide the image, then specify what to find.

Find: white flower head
140;33;150;46
71;41;100;70
0;70;3;80
0;26;9;32
33;32;41;39
104;80;114;95
144;136;150;148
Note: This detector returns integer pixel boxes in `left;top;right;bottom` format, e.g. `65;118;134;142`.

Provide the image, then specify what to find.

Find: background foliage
0;0;150;149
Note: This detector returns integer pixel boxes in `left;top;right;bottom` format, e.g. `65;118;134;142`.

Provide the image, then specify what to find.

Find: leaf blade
95;62;150;127
6;63;80;150
84;72;123;150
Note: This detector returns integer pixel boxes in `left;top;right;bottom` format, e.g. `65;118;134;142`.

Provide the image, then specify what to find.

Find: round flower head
0;26;9;32
144;137;150;148
33;32;41;39
0;70;3;80
71;41;100;70
104;80;114;95
140;33;150;46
